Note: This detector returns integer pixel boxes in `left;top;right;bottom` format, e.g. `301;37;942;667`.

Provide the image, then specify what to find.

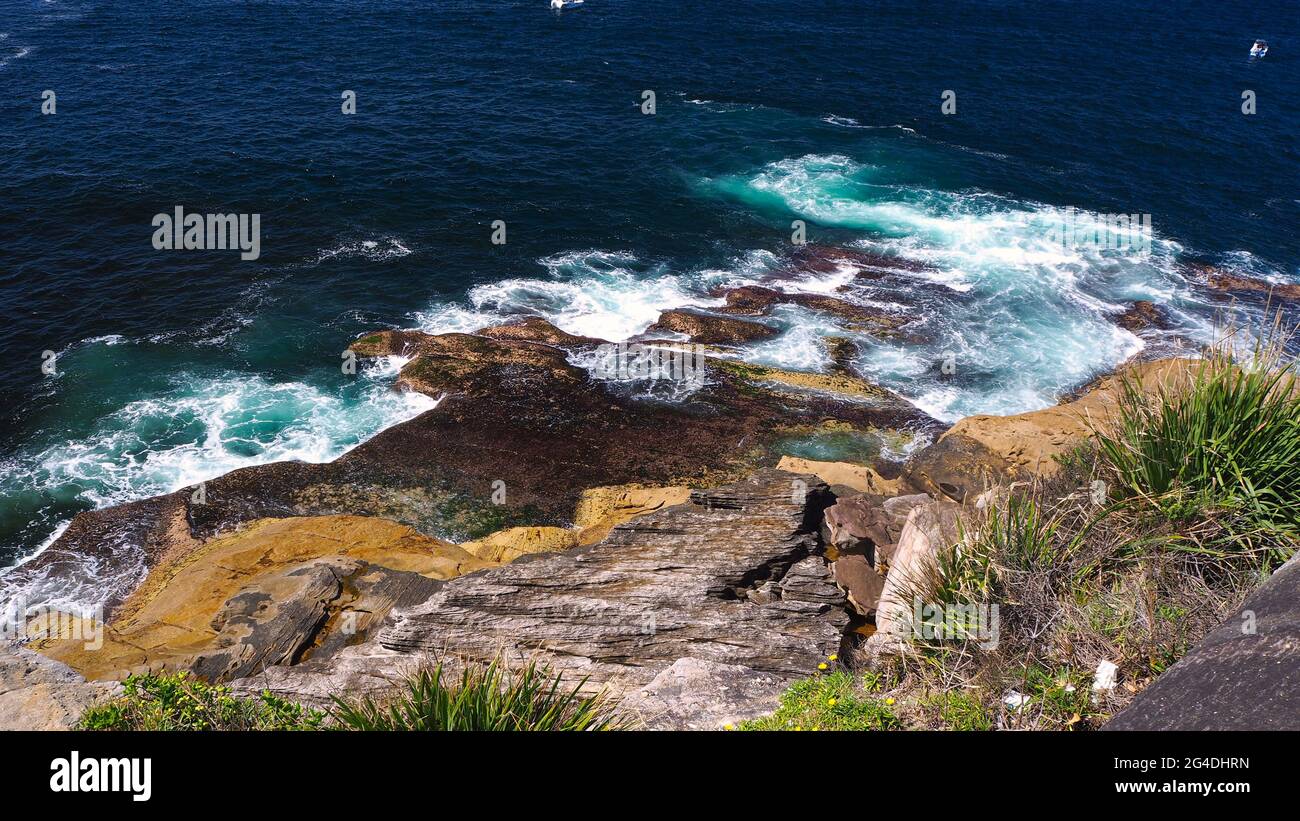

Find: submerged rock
645;308;779;344
1195;264;1300;303
1115;300;1172;333
712;285;912;338
783;244;937;279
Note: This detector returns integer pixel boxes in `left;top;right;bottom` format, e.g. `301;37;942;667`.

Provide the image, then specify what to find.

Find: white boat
551;0;584;8
1250;39;1268;58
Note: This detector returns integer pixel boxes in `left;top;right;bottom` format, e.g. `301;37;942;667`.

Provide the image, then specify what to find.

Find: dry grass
861;447;1265;730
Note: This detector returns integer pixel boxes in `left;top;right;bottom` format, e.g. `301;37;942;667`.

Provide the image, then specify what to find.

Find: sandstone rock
777;456;903;496
833;555;886;618
189;558;444;682
824;495;892;556
646;308;779;344
903;432;1013;503
904;358;1199;493
826;493;930;558
823;492;932;616
1105;551;1300;730
0;643;120;730
33;516;486;681
621;658;788;730
380;471;847;679
881;494;937;540
572;484;692;545
777;556;848;612
874;501;966;638
234;471;852;713
460;526;577;564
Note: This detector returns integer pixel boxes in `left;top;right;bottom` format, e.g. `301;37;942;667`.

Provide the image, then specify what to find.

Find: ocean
0;0;1295;598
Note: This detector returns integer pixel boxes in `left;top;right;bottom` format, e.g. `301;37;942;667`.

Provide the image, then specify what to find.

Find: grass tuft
1094;328;1300;569
329;657;629;731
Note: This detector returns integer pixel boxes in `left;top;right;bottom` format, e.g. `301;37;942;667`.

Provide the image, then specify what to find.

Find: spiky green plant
983;495;1064;574
329;658;629;731
1093;329;1300;568
894;515;994;615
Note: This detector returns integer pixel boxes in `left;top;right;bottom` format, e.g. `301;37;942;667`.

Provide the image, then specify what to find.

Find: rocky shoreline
2;259;1294;730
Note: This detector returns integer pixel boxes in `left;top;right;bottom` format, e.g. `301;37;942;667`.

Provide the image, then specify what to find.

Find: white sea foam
694;152;1222;417
418;250;717;341
17;365;431;511
0;45;32;69
314;236;413;264
412;162;1207;419
0;358;434;614
740;305;845;373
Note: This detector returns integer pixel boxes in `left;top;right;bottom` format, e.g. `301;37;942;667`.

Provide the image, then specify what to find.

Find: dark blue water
0;0;1296;588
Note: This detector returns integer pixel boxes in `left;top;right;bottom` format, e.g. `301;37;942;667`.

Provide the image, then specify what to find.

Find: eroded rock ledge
7;319;940;622
235;470;850;728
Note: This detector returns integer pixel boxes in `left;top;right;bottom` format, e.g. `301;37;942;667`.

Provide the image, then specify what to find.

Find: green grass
984;495;1073;574
923;690;995;731
329;658;628;731
738;670;901;731
80;672;325;731
1094;340;1300;569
